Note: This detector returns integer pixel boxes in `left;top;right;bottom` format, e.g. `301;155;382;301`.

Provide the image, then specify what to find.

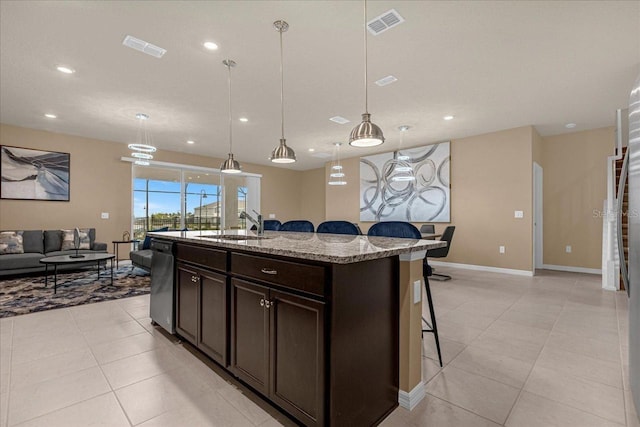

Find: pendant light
220;59;242;174
271;20;296;164
349;0;384;147
328;142;347;186
128;113;156;166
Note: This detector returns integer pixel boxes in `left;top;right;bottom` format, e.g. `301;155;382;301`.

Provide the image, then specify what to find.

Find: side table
112;240;140;268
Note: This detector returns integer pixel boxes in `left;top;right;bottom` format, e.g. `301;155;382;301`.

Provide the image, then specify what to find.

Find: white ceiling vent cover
122;35;167;58
367;9;405;36
329;116;351;124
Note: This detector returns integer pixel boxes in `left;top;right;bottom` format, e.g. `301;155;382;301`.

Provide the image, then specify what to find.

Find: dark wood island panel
173;240;400;426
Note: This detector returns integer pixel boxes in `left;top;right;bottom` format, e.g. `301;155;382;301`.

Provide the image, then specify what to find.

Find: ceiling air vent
367;9;405;36
122;35;167;58
375;75;398;87
329;116;351;124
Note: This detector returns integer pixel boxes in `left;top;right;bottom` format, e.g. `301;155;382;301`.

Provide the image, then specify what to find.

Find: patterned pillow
0;231;24;254
61;228;91;250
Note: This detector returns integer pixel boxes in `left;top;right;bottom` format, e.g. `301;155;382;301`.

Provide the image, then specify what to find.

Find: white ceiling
1;0;639;171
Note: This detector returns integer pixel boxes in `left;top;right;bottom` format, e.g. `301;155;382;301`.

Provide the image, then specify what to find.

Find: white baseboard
541;264;602;275
428;260;534;277
398;381;425;410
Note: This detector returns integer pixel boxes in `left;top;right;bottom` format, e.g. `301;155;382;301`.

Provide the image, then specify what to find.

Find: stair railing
617;146;630;295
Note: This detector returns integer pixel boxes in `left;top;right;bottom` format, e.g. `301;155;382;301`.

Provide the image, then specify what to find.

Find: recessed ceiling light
565;123;576;128
56;66;75;74
308;148;315;152
398;125;411;132
329;116;350;124
44;113;57;119
187;140;195;144
375;75;398;86
203;41;219;50
136;113;149;120
443;115;454;121
239;117;249;122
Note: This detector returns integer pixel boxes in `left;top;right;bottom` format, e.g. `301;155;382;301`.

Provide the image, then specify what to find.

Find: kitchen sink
199;234;271;241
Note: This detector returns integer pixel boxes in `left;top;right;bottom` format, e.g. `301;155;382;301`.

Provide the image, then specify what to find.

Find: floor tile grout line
500;277;577;426
421;388;506;426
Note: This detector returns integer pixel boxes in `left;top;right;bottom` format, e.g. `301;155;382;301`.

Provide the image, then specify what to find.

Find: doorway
533;162;544;272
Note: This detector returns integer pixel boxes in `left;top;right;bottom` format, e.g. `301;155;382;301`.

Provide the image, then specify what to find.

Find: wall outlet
413;280;422;304
269;213;276;219
514;210;524;218
499;246;506;254
101;212;109;219
566;245;572;253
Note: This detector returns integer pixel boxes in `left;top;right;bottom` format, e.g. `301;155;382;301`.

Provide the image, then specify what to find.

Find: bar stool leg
422;275;443;367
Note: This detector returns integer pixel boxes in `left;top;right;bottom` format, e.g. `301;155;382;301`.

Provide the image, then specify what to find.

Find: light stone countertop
148;230;447;264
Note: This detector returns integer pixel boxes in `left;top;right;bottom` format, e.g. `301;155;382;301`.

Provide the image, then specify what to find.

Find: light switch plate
566;245;572;253
413;280;421;304
269;214;276;219
101;212;109;219
514;210;524;218
499;246;506;254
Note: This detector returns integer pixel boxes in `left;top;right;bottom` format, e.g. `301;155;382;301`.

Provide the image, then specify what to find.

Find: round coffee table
39;253;116;294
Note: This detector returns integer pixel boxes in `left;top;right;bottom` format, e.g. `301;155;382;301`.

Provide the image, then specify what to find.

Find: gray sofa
130;249;152;271
0;229;107;276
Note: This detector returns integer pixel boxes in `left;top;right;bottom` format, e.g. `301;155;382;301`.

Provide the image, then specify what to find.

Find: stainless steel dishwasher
150;239;175;334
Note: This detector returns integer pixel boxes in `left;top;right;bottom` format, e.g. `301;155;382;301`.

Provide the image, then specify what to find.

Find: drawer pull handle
261;268;277;275
260;298;265;307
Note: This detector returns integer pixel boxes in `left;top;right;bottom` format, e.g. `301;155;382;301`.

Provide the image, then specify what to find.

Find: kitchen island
149;230;446;426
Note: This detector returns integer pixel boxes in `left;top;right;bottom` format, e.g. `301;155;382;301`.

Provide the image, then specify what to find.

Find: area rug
0;266;150;318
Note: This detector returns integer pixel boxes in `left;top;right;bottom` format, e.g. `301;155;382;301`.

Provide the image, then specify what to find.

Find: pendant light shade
349;113;385;147
221;59;242;174
271;138;296;163
349;0;384;147
128;113;156;166
328;142;347;186
271;20;296;164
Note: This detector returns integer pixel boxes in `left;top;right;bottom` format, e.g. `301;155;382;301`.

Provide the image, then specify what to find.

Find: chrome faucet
240;210;264;236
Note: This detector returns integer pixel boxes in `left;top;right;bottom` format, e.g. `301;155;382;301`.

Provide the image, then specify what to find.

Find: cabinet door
176;264;199;345
230;278;269;396
199;270;228;366
269;289;325;426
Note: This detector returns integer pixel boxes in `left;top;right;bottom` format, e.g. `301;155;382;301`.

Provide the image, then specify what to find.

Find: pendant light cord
227;61;233;154
279;26;285;140
364;0;368;115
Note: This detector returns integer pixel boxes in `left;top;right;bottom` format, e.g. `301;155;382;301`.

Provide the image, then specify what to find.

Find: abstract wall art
1;146;70;201
360;142;450;222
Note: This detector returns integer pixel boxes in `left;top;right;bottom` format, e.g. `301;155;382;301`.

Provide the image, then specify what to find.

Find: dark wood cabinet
175;243;398;427
230;278;325;427
176;262;228;366
176;264;198;344
269;289;325;427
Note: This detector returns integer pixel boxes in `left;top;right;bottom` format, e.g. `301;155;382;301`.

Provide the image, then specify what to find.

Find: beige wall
446;127;534;271
322;126;535;271
0;124;303;246
541;127;614;269
299;167;326;226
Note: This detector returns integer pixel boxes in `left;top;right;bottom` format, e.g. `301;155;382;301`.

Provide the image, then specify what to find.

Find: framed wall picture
0;145;70;201
360;141;450;222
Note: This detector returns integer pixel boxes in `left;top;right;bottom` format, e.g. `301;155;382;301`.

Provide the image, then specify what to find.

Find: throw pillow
142;227;169;250
0;231;24;254
60;228;91;250
60;229;75;250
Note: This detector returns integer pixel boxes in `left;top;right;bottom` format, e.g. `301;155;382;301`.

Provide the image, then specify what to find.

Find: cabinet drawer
176;244;227;272
231;253;326;297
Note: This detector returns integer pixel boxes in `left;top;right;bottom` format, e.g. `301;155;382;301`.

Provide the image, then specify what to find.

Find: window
132;163;260;239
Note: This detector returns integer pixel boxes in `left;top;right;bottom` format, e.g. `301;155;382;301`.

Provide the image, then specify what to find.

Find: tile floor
0;267;638;426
